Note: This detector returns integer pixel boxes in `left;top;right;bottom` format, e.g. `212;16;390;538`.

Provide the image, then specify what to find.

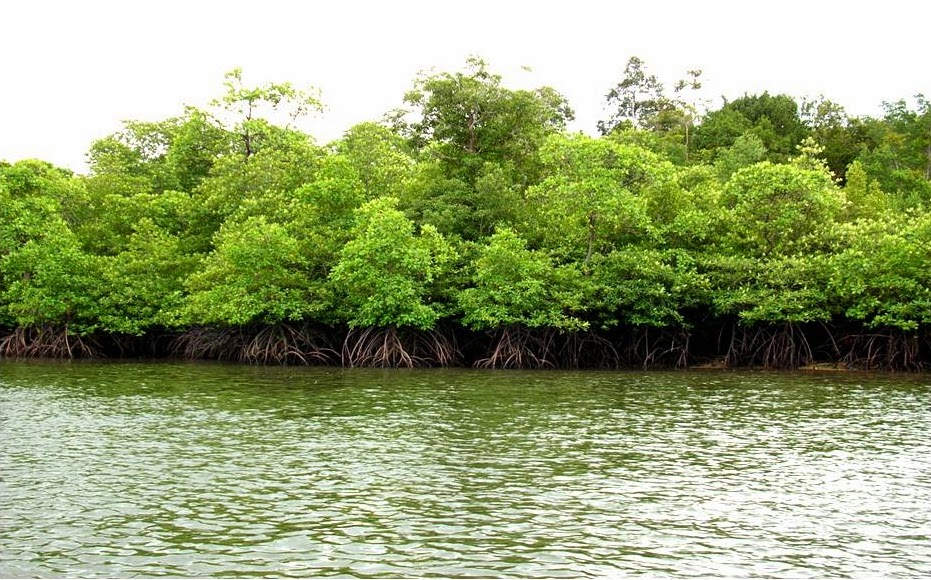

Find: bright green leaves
694;93;808;163
590;248;705;329
336;122;415;200
597;55;705;161
328;197;453;330
399;57;572;186
713;133;768;180
708;254;834;325
829;215;931;331
87;109;230;196
458;228;586;331
3;63;931;366
213;67;323;160
0;159;75;200
216;68;323;125
97;220;198;335
394;58;574;241
1;221;100;332
843;160;890;219
720;161;844;257
191;137;323;252
527;134;669;263
524;135;704;331
0;162;70;257
704;161;845;327
0;162;97;331
183;217;312;326
855;95;931;206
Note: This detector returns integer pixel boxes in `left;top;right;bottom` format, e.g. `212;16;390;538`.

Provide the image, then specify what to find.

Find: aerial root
475;326;556;369
0;325;99;359
171;324;336;365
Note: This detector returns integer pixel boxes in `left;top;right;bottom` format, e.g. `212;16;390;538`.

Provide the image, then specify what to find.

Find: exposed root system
3;320;928;371
171;324;336;365
839;331;926;371
623;327;692;369
722;323;814;369
475;326;557;369
556;331;620;369
241;324;336;365
170;326;243;360
341;326;458;368
0;326;100;359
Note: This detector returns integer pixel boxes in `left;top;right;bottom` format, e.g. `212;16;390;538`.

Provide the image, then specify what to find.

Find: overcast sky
3;0;929;173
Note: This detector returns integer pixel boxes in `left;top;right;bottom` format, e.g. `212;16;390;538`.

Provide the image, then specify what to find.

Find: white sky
2;0;929;174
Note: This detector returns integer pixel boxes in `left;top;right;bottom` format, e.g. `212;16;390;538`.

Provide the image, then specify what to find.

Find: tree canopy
2;60;929;369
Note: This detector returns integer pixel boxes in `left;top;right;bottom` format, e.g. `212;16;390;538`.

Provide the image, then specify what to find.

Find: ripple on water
1;364;930;578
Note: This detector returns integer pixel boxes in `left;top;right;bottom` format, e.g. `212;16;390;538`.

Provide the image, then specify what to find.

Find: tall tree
397;57;573;186
598;56;667;134
800;96;864;182
525;134;666;266
694;92;809;163
855;95;931;205
96;219;197;335
719;161;844;257
212;68;323;160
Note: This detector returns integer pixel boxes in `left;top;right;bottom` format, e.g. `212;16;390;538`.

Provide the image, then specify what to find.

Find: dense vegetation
2;58;930;369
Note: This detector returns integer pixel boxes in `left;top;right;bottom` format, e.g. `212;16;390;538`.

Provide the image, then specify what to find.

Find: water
1;361;929;578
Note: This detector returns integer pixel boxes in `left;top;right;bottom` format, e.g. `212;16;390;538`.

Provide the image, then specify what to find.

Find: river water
1;361;929;578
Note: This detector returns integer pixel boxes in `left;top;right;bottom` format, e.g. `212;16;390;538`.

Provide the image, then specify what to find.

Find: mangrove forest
2;58;930;369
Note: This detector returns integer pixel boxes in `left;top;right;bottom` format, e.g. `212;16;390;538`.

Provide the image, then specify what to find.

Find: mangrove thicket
2;58;930;369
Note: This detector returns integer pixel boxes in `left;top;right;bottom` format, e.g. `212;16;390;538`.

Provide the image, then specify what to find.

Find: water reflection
1;362;930;577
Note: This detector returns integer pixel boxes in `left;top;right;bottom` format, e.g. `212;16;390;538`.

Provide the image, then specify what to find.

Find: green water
1;361;929;578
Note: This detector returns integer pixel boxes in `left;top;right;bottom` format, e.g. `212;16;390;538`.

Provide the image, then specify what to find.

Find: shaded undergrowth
1;321;928;371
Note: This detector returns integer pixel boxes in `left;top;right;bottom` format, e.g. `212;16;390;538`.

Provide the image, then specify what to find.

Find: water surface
1;361;929;577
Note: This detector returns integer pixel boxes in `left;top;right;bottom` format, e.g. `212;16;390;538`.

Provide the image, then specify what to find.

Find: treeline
2;59;930;369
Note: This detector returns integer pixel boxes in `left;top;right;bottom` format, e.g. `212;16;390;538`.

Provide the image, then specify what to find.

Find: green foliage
191;135;322;251
829;215;931;331
855;95;931;206
0;161;73;257
0;158;74;199
328;197;453;329
661;165;727;251
87;108;230;195
183;217;313;326
843;160;889;219
720;161;844;257
590;248;706;328
598;56;667;134
695;92;809;163
165;108;234;192
598;59;705;161
66;188;198;256
713;133;767;179
288;153;367;276
335;122;416;199
212;68;323;160
800;96;864;182
97;219;198;335
401;158;525;240
399;57;573;186
1;220;101;332
708;253;834;325
527;134;666;263
3;65;931;365
458;228;586;331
